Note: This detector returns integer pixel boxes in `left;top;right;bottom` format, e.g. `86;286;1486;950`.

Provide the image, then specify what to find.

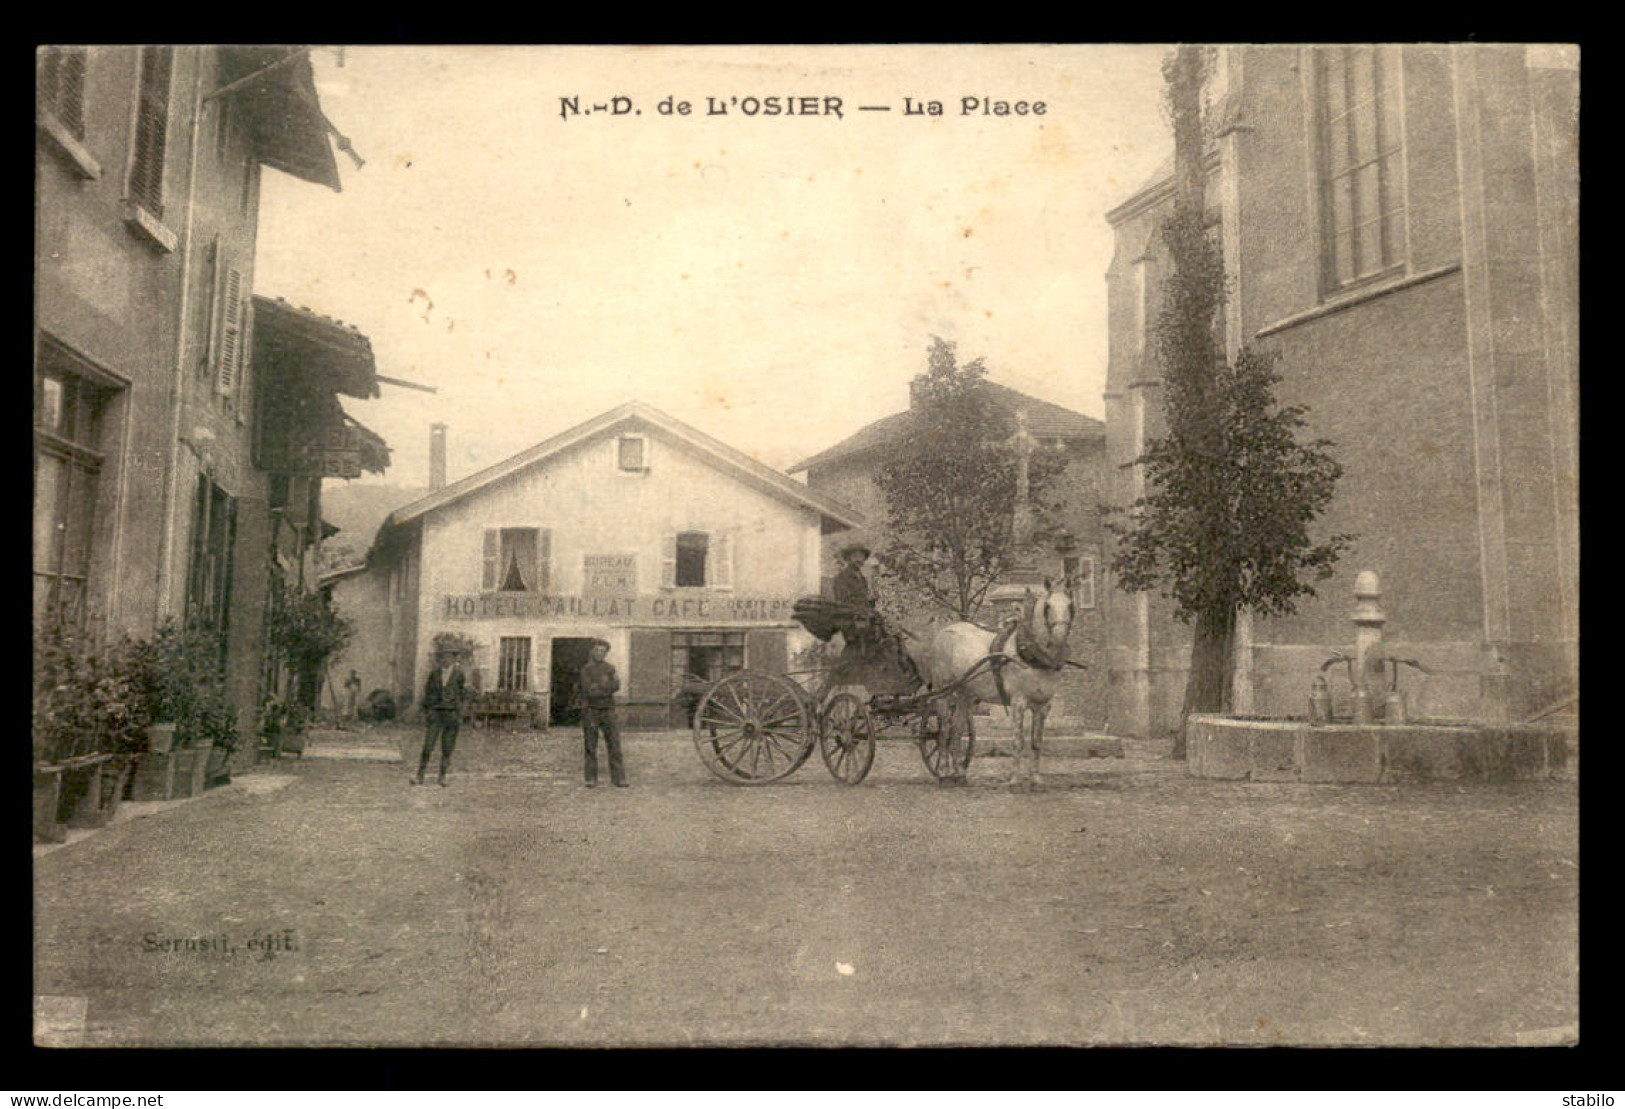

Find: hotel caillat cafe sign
441;592;797;624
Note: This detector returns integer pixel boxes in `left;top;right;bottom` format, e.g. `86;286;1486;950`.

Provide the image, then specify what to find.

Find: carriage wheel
918;705;975;780
819;692;876;786
692;670;815;785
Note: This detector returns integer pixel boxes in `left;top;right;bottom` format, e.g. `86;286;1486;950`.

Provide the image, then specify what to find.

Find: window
482;527;549;592
34;345;117;625
127;46;173;219
39;46;88;140
184;475;238;642
1063;554;1097;611
617;435;647;473
1130;257;1151;360
497;637;532;692
662;531;734;589
675;532;707;587
671;631;746;691
1317;45;1407;291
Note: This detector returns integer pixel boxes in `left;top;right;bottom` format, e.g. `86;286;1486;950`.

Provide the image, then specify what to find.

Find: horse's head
1033;579;1073;654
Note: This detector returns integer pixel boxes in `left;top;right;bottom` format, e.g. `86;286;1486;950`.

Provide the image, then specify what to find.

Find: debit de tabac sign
441;592;795;624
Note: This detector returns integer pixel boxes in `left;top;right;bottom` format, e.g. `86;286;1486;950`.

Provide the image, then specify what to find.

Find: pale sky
255;45;1173;488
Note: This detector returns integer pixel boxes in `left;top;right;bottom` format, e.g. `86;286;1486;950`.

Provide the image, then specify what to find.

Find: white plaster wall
410;424;825;692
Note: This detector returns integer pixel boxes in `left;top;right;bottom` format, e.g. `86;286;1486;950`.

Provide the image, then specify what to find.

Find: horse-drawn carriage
689;587;1075;787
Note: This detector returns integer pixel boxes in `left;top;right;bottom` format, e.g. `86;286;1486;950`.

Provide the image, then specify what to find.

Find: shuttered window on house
483;528;549;592
40;46;88;139
664;531;734;589
185;475;238;665
127;46;173;219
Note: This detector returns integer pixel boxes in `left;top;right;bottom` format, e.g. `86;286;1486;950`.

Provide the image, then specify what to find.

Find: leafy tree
1109;46;1352;755
267;581;354;713
872;337;1067;621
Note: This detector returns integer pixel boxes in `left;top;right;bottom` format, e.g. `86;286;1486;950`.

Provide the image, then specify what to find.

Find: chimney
429;423;447;491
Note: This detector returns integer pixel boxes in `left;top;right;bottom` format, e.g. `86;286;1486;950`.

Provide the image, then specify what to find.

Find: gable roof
381;401;865;532
788;380;1104;475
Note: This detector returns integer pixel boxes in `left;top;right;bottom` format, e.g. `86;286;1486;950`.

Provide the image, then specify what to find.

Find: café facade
350;402;864;729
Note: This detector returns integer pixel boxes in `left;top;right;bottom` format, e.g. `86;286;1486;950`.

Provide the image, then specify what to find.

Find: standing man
415;645;466;786
580;638;627;788
343;669;363;726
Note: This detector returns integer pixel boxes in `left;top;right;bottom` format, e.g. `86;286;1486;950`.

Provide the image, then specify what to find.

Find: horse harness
985;596;1068;707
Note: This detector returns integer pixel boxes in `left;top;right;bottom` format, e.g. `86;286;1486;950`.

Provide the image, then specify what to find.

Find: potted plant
32;617;138;837
265;583;353;756
125;622;234;800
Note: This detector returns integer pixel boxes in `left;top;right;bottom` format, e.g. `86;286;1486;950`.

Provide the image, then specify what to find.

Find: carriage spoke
757;691;798;724
760;728;802;765
748;735;772;778
702;697;747;728
709;728;750;764
721;682;752;721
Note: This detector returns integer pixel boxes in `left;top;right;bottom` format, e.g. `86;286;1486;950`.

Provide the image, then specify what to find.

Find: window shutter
128;46;172;218
482;530;498;590
661;532;677;588
745;629;785;675
218;496;238;634
537;528;551;592
42;47;88;139
235;296;254;424
1078;556;1097;610
627;628;671;702
214;264;245;395
713;532;734;590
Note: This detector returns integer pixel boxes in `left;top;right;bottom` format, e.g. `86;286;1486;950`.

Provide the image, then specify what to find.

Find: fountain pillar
1351;571;1387;724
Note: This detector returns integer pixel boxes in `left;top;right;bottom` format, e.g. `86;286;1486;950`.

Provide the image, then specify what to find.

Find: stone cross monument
986;409;1047;621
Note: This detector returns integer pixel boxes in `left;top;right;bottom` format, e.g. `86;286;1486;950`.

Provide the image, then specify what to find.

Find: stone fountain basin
1187;714;1574;784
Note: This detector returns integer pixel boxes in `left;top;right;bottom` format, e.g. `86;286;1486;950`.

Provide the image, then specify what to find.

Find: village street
34;725;1577;1049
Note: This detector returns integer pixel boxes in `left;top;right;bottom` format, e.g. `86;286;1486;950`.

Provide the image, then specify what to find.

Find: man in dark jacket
832;543;880;648
579;638;627;787
415;646;466;786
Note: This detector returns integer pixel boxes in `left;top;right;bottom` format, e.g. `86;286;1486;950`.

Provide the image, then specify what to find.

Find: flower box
61;753;115;829
128;747;208;801
145;723;176;754
167;747;210;799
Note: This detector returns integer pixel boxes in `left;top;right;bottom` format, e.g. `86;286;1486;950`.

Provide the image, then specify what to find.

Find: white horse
904;583;1075;787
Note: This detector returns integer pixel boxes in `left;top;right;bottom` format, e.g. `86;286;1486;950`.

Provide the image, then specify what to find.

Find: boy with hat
415;644;466;786
579;638;627;787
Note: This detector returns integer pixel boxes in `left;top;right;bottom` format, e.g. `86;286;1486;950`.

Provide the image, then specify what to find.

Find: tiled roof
381;402;866;533
789;380;1104;474
253;295;378;400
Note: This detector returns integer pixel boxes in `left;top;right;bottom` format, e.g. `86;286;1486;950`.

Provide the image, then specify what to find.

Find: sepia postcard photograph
32;43;1578;1050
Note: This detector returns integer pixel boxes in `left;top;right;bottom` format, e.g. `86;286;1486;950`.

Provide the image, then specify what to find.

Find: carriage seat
792;596;872;643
